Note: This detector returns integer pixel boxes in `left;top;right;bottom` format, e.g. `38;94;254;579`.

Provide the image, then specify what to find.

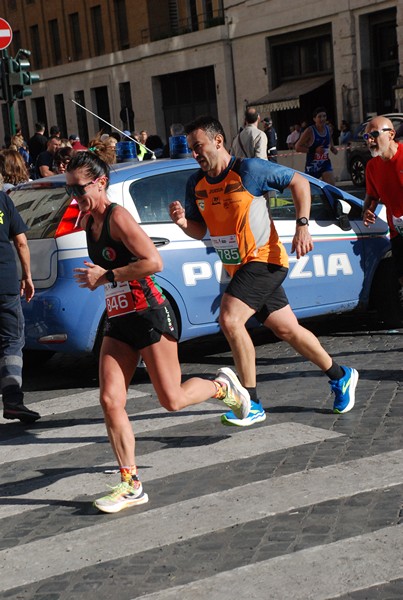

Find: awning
249;75;332;113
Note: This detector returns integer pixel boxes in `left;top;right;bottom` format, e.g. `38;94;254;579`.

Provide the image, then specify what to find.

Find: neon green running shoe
215;367;251;420
94;479;149;514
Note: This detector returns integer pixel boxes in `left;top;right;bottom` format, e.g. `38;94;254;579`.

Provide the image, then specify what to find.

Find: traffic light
7;50;39;101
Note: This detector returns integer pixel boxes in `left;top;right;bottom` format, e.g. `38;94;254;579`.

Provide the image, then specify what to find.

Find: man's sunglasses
65;178;100;198
363;128;393;141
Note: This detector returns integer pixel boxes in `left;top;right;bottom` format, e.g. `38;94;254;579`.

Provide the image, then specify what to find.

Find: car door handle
151;237;170;247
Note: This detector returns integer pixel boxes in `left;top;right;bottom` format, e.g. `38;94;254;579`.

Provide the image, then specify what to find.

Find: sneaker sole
221;411;266;427
3;412;41;423
333;369;359;414
216;367;251;419
94;491;149;514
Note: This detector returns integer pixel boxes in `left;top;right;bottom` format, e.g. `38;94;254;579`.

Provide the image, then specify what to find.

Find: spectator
0;149;30;191
137;130;149;160
339;120;352;145
49;125;61;138
28;122;47;165
286;125;296;149
68;134;87;151
35;135;62;179
59;138;73;148
54;147;75;174
144;134;164;159
9;134;31;169
0;189;40;423
261;117;278;163
287;123;302;149
231;107;268;159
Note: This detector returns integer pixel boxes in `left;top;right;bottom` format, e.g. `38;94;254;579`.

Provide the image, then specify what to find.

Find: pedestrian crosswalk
1;387;402;599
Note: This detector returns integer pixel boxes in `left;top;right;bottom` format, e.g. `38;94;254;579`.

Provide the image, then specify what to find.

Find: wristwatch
105;269;117;287
296;217;309;226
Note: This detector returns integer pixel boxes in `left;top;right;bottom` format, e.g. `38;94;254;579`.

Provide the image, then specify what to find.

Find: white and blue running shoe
330;366;359;414
221;399;266;427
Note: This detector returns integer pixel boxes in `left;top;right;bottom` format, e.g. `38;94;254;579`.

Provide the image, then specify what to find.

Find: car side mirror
335;199;352;231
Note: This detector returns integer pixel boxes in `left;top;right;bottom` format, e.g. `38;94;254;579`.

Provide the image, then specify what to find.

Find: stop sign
0;18;12;51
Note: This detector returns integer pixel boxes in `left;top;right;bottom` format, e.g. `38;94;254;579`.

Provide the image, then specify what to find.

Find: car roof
16;157;199;190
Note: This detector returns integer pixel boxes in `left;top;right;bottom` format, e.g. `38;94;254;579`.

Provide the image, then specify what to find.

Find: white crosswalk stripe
1;389;402;598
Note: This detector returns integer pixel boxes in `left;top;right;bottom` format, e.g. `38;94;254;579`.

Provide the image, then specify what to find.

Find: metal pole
71;98;155;159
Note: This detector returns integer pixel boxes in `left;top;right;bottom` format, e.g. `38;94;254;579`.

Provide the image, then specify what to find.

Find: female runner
68;141;250;513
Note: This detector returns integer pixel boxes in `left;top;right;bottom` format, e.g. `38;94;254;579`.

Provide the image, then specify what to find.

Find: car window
9;187;70;239
268;182;333;221
129;169;197;223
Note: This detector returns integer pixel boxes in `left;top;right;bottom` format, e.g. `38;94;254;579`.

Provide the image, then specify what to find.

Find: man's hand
169;201;187;228
291;226;314;259
20;277;34;302
362;207;376;227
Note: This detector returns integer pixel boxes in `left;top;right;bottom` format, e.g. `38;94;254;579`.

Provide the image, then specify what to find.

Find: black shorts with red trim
104;303;179;350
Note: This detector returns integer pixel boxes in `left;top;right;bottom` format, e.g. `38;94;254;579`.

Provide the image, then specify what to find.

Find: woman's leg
99;336;139;467
141;334;218;412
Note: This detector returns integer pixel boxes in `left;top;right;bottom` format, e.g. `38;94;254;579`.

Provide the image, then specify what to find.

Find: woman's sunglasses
65;178;101;198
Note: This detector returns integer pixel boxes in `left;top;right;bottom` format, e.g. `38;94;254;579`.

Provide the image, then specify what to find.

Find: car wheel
369;255;402;328
350;156;366;187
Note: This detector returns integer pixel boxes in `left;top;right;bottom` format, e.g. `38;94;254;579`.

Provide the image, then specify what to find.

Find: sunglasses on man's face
363;128;393;141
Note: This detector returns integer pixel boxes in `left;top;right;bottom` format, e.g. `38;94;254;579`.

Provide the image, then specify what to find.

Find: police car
8;157;399;358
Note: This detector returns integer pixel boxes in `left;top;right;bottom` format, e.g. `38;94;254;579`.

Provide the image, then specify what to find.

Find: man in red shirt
362;116;403;291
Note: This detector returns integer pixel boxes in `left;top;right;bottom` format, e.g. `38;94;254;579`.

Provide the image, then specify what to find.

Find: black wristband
105;270;117;287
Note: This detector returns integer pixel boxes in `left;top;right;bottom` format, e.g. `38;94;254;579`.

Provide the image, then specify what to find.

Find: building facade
0;0;402;148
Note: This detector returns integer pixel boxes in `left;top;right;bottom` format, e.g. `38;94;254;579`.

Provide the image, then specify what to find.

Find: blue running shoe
221;399;266;427
330;366;359;414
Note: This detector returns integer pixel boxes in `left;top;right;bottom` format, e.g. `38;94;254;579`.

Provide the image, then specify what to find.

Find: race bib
211;234;241;265
314;149;329;161
392;215;403;237
104;281;136;318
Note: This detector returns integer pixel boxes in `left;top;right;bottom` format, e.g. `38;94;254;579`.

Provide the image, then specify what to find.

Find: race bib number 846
104;281;136;318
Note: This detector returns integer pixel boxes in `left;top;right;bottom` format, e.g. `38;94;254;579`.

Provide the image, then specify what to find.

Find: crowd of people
2;106;402;515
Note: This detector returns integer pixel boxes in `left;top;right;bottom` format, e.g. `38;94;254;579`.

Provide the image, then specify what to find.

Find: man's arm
12;232;34;302
288;172;314;258
39;164;53;177
169;201;207;239
254;130;268;159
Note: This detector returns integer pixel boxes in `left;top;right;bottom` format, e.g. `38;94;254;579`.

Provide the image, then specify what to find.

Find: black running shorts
104;303;179;350
225;261;289;323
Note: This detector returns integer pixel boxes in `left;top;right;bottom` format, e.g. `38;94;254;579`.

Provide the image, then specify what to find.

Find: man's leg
218;293;266;426
264;304;332;371
219;292;257;387
0;294;40;423
265;305;358;413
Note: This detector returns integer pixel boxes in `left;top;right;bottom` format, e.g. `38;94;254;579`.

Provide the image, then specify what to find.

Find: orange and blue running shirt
185;157;294;277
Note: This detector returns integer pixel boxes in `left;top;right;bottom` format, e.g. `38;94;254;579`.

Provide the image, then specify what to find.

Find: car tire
350;156;366;187
369;255;402;328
